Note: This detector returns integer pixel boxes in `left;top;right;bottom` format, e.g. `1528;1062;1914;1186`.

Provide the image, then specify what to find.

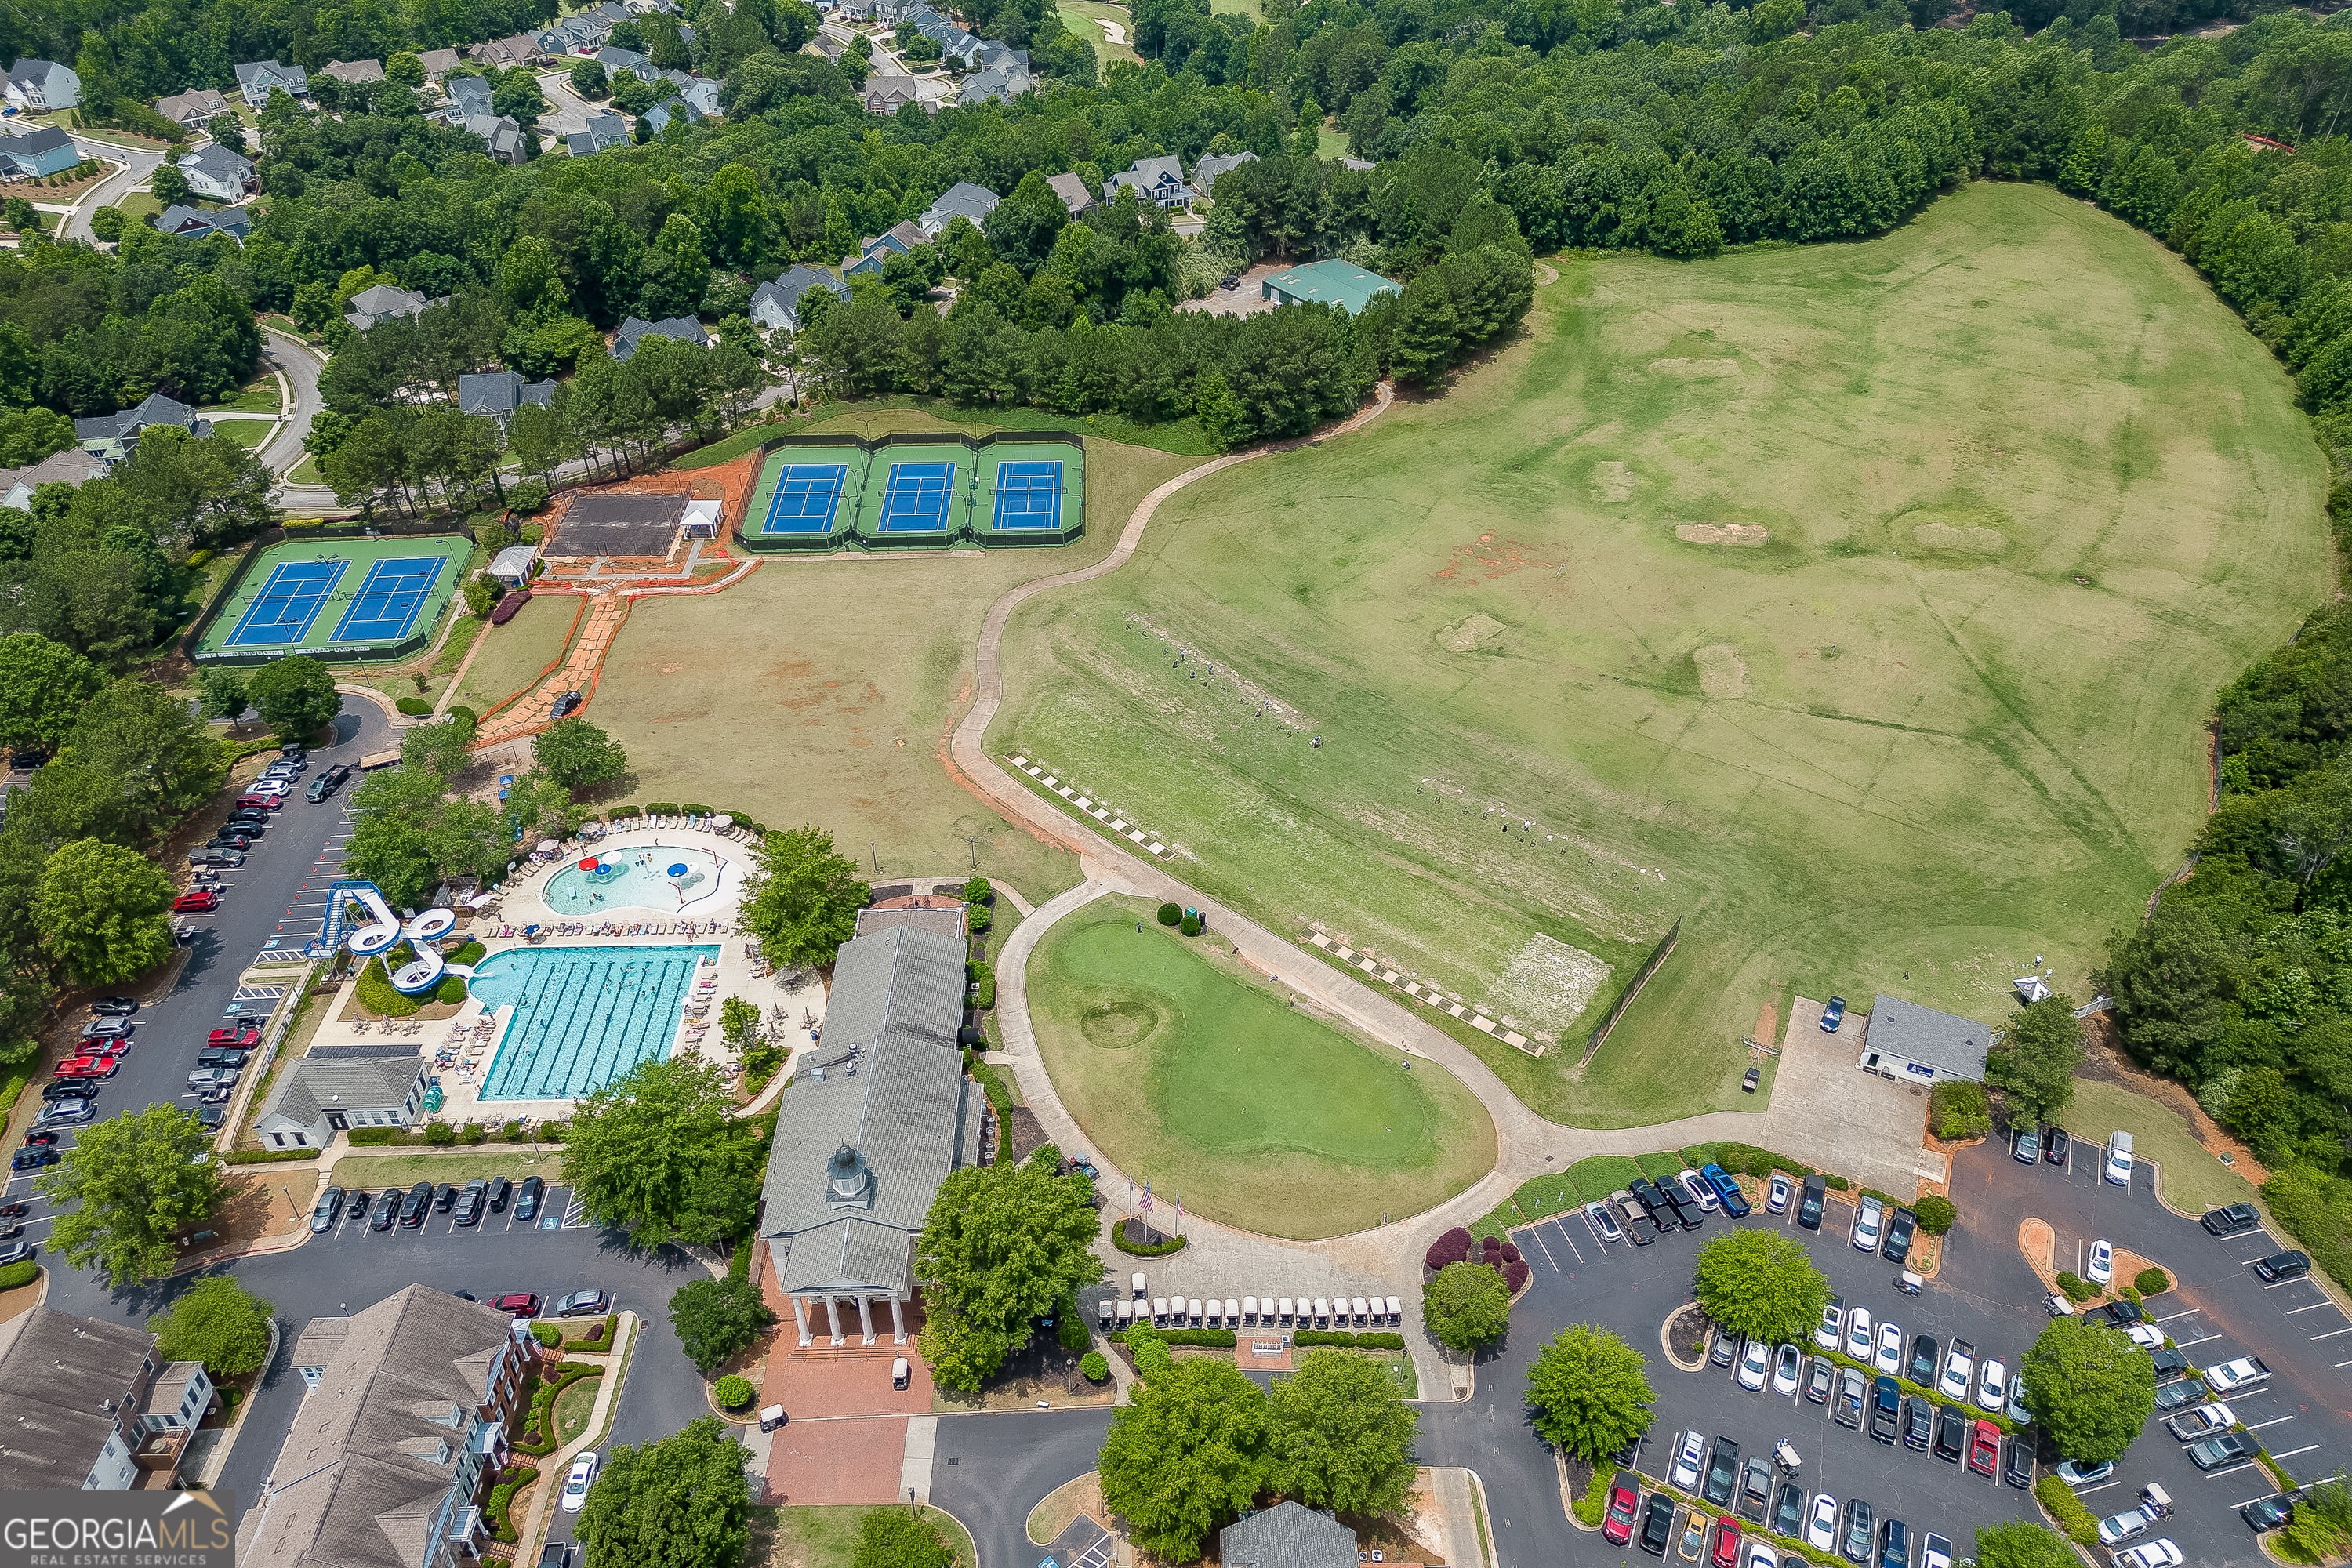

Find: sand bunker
1437;613;1508;652
1675;524;1769;546
1490;935;1612;1033
1694;644;1748;699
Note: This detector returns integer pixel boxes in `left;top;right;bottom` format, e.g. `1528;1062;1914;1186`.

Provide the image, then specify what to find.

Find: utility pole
870;841;879;874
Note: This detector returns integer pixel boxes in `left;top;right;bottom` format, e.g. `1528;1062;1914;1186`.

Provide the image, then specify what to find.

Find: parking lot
306;1177;595;1242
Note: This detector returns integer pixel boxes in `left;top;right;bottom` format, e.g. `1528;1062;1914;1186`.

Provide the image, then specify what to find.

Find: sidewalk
513;1310;639;1563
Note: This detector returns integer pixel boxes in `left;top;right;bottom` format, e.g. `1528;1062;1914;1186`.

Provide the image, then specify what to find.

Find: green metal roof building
1260;259;1399;314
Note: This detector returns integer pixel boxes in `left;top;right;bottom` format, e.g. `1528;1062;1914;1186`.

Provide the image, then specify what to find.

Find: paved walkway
945;349;1946;1396
514;1312;640;1563
475;591;626;746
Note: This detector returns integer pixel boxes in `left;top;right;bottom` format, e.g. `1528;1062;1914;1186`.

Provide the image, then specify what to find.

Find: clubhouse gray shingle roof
1867;994;1990;1080
258;1056;426;1129
1222;1502;1359;1568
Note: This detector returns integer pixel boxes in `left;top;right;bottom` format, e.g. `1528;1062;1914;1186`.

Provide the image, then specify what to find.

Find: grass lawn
289;452;325;485
2059;1076;2254;1217
202;372;284;415
552;1371;600;1446
594;410;1196;899
325;1148;566;1192
1027;894;1494;1235
453;593;583;718
114;190;160;223
746;1505;977;1568
988;181;2333;1129
211;418;272;448
1056;0;1141;66
701;394;1217;461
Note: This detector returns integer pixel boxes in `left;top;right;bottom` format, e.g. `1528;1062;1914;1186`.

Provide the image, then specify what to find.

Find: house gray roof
568;110;630;155
489;545;539;579
343;281;433;328
751;264;850;325
234;59;308;97
1192;148;1256;193
640;96;700;134
955;64;1029;107
153;87;230;122
664;69;720;111
1867;995;1990;1081
865;73;923;111
74;390;209;444
155;202;250;240
1045;170;1094;214
321;58;386;82
0;124;72;164
0;1307;155;1489
458;369;558;417
445;74;493;114
179;142;254;186
599;45;656;77
456;111;526;159
470;33;542;67
1221;1502;1359;1568
1108;154;1195;203
920;181;998;234
612;314;708;360
236;1287;522;1568
0;447;104;503
256;1056;424;1130
416;48;463;77
758;925;975;1294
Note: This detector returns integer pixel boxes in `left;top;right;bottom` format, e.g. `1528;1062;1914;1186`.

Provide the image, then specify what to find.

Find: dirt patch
2078;1018;2269;1184
1675;523;1769;546
932;1336;1116;1412
177;1171;315;1263
2020;1218;2055;1278
1694;644;1748;700
0;1272;39;1328
1437;613;1508;652
1004;1105;1049;1163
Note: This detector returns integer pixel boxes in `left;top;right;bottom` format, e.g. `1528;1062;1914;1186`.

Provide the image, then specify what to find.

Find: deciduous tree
0;633;101;750
35;837;172;984
535;716;627;795
744;825;866;968
1422;1260;1510;1352
36;1104;227;1286
1265;1348;1417;1514
1986;994;2086;1129
565;1055;761;1243
2020;1316;2154;1463
148;1276;274;1381
1973;1522;2078;1568
1526;1324;1653;1460
1693;1229;1830;1346
245;654;343;743
916;1160;1105;1391
667;1276;776;1374
1098;1359;1267;1560
577;1417;750;1568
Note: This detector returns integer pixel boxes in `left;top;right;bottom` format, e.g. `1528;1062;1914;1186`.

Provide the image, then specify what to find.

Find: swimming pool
469;944;717;1101
543;847;728;916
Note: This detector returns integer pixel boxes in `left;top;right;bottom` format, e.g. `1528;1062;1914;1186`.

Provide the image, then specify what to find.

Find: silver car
1852;1195;1884;1251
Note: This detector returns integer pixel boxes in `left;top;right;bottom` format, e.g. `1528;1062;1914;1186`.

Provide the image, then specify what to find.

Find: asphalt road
934;1406;1116;1568
60;133;164;242
257;327;325;479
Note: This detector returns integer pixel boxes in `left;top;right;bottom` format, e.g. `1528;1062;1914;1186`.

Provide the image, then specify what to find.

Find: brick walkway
749;1243;938;1504
474;591;628;746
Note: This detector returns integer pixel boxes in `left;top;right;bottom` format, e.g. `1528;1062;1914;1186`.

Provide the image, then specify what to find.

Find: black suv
307;764;354;802
1881;1207;1918;1265
2204;1202;2263;1236
1868;1376;1902;1444
551;689;584;720
1639;1494;1673;1558
516;1174;545;1221
2256;1249;2311;1282
193;1048;246;1069
454;1180;488;1225
1798;1174;1825;1231
1702;1438;1738;1508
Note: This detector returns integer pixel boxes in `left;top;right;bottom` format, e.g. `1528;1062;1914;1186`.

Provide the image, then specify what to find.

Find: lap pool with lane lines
468;944;716;1100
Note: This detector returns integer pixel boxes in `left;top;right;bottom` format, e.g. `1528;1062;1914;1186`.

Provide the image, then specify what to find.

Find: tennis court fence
737;430;1085;554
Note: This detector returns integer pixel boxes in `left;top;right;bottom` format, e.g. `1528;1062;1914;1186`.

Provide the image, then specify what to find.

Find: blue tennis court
878;462;956;532
762;464;849;534
224;560;346;648
993;461;1064;531
331;557;445;642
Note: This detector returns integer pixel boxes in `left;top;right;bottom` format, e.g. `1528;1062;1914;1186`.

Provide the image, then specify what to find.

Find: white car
1940;1343;1975;1402
2089;1240;2114;1287
1816;1299;1843;1352
2111;1541;2180;1568
1738;1337;1770;1392
1773;1343;1802;1397
561;1450;598;1512
1671;1430;1705;1490
1766;1172;1793;1214
1742;1541;1777;1568
1677;1170;1719;1213
1845;1306;1873;1362
2105;1138;2135;1188
1875;1323;1903;1376
2056;1459;2115;1487
2166;1403;2236;1440
1978;1359;2006;1412
1922;1534;1954;1568
1806;1495;1838;1552
2123;1323;2165;1351
1585;1200;1624;1243
2008;1384;2033;1425
1853;1195;1884;1251
244;777;292;795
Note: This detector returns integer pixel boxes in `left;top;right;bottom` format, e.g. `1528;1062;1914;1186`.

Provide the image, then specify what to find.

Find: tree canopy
1526;1324;1653;1461
1098;1358;1268;1561
0;633;100;750
535;716;628;795
1422;1260;1512;1352
148;1276;274;1381
1693;1229;1831;1346
1973;1522;2080;1568
668;1276;777;1374
245;654;341;742
576;1417;751;1568
1265;1348;1418;1515
34;837;174;985
1985;994;2085;1128
2019;1316;2155;1463
35;1104;227;1286
564;1055;765;1244
915;1159;1105;1391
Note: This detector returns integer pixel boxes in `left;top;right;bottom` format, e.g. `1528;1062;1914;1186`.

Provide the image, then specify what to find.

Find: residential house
1045;170;1094;216
0;447;105;508
1260;257;1397;314
566;110;630;155
954;63;1029;107
74;392;211;466
750;264;851;332
0;125;78;180
640;96;700;136
1105;154;1195;207
1221;1502;1360;1568
234;1287;536;1568
444;74;494;118
457;110;529;162
4;60;78;113
0;1306;214;1490
469;32;543;68
175;143;256;202
843;218;925;275
597;45;658;78
416;47;464;81
252;1055;427;1149
808;31;849;60
862;74;925;115
757;924;978;1348
1855;995;1990;1087
538;1;631;54
611;314;708;361
152;86;230;128
917;180;997;238
662;68;721;117
343;281;437;330
154;203;252;242
234;59;310;108
971;37;1027;71
1191;147;1256;196
838;0;924;21
457;368;558;428
320;57;386;84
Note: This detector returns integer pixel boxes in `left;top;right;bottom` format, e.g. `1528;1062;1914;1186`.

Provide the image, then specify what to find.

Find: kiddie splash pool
543;846;727;916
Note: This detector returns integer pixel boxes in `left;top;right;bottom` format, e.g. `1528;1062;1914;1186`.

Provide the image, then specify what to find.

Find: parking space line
1526;1224;1559;1272
2172;1332;2222;1348
2310;1326;2352;1340
2286;1301;2336;1313
2272;1444;2321;1461
2154;1308;2201;1322
2199;1461;2259;1482
2263;1277;2310;1289
1557;1227;1584;1267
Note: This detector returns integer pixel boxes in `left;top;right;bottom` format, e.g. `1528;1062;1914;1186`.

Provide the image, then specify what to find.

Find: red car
207;1028;261;1048
492;1293;542;1318
1968;1420;2001;1478
88;1036;129;1058
172;889;220;913
1602;1479;1639;1547
234;793;285;811
53;1057;114;1079
1711;1521;1740;1568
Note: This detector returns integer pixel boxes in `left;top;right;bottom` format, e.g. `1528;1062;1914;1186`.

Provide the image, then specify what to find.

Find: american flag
1141;1181;1154;1214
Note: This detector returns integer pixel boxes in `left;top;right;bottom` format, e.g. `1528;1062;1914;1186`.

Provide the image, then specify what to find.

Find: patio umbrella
536;840;560;854
578;858;597;870
710;815;734;829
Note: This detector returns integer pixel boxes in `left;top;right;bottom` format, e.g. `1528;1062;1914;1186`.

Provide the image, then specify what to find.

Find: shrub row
1294;1330;1406;1349
225;1148;321;1163
2036;1476;2100;1545
346;1121;568;1146
1572;1465;1612;1529
564;1313;618;1351
1112;1223;1188;1257
485;1465;539;1541
514;1363;604;1456
0;1074;21;1112
1109;1327;1237;1347
0;1261;35;1290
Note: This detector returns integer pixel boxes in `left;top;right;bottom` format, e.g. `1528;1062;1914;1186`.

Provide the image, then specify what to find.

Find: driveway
60;133;164;242
257;328;324;479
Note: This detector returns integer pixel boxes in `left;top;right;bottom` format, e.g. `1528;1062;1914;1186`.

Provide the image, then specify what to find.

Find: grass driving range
1029;895;1494;1236
990;181;2333;1128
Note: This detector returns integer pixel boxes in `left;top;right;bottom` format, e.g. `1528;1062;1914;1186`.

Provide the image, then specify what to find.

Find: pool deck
302;826;829;1125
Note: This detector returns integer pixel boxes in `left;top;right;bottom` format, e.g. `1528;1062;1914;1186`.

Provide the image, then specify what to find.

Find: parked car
516;1175;545;1221
193;1048;245;1069
194;1105;225;1131
1772;1344;1801;1397
1834;1369;1865;1429
1798;1175;1825;1231
2203;1203;2263;1236
2110;1543;2181;1568
1841;1500;1872;1566
1877;1519;1908;1568
1922;1535;1954;1568
1704;1439;1740;1507
1773;1483;1804;1540
561;1451;598;1512
2012;1123;2041;1163
1806;1496;1838;1554
1675;1169;1719;1215
369;1189;399;1230
2055;1460;2114;1488
1700;1163;1751;1218
2165;1403;2236;1440
1852;1195;1884;1252
488;1176;513;1213
1615;1190;1657;1244
2097;1509;2153;1548
1844;1305;1873;1363
1821;996;1847;1032
1737;1337;1770;1392
399;1181;434;1228
2154;1378;2205;1413
201;833;255;852
310;1187;345;1232
2002;1439;2034;1489
1907;1334;1938;1385
78;1018;131;1040
169;887;221;913
550;690;584;720
1714;1517;1743;1565
2205;1356;2273;1393
1585;1200;1624;1243
307;764;353;801
1671;1431;1705;1491
1978;1359;2007;1413
1902;1396;1933;1451
492;1293;543;1317
1882;1208;1917;1265
555;1290;609;1317
187;848;245;868
1806;1356;1834;1406
1740;1459;1772;1526
185;1067;238;1091
9;1146;55;1171
2255;1250;2312;1282
38;1098;93;1125
2242;1497;2293;1534
1968;1421;2001;1478
2045;1126;2071;1165
2089;1239;2114;1286
1868;1376;1901;1444
2087;1299;2146;1328
1711;1326;1739;1369
89;996;136;1016
1640;1494;1675;1558
453;1180;488;1226
1815;1298;1843;1352
1766;1173;1792;1214
232;794;282;811
0;1243;33;1265
434;1182;458;1213
20;1130;55;1147
1603;1476;1640;1546
2190;1432;2259;1471
207;1028;260;1048
1933;1406;1965;1463
1940;1339;1975;1402
53;1057;115;1079
243;778;292;797
1875;1322;1903;1377
2106;1131;2135;1186
2123;1323;2166;1351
